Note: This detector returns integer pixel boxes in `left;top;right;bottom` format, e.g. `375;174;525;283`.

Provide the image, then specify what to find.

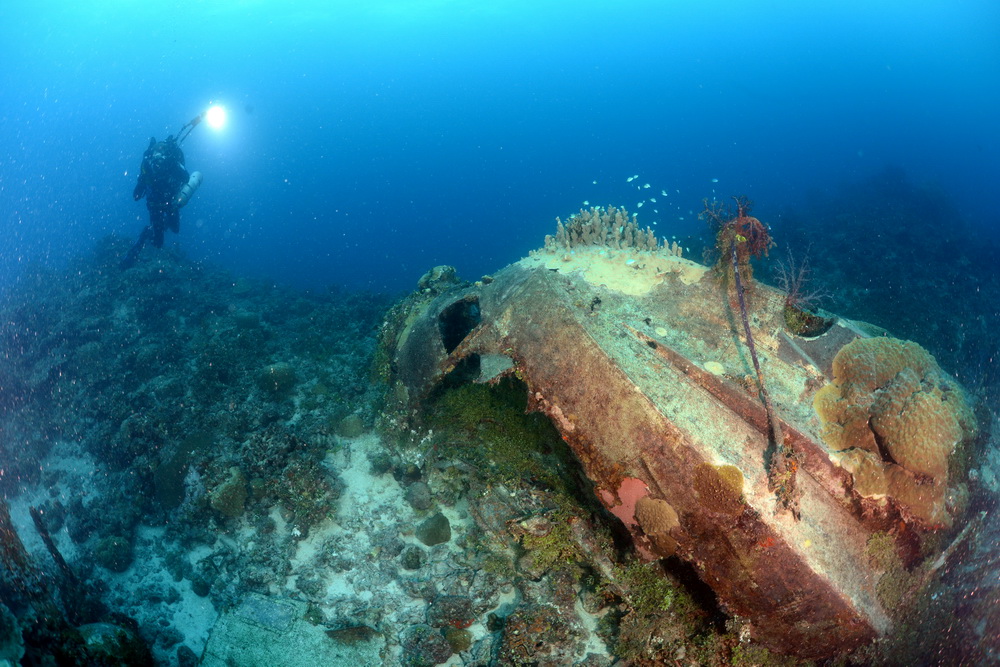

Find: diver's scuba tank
176;171;203;208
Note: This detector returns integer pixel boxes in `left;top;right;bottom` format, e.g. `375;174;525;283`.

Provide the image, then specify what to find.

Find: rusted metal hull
386;252;972;658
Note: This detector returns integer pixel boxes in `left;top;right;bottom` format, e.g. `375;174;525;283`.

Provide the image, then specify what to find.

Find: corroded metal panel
387;251;977;658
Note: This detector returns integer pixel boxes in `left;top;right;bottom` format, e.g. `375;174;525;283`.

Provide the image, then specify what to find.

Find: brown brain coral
635;496;679;536
634;496;681;556
814;337;977;527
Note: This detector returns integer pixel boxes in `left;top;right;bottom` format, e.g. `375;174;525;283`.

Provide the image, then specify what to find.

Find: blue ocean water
3;4;1000;663
1;0;998;294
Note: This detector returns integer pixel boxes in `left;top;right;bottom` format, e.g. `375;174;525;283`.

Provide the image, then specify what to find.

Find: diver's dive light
205;105;227;130
176;103;227;144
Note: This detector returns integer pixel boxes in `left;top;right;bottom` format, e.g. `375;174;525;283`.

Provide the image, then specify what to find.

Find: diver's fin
120;227;152;269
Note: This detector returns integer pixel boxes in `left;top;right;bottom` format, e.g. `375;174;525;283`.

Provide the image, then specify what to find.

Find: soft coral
701;195;800;517
731;195;773;260
775;248;834;337
775;247;826;312
702;195;773;285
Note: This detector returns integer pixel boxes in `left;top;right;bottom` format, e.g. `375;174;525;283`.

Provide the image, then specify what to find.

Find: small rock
177;645;198;667
190;575;211;597
368;451;393;476
326;625;379;645
444;627;472;653
337;414;365;438
78;622;151;663
415;513;451;547
257;362;297;397
93;536;134;573
427;596;474;629
402;624;452;666
156;626;184;649
401;546;426;570
395;463;422;484
379;536;405;559
486;612;504;632
405;482;434;511
417;265;461;293
209;467;248;518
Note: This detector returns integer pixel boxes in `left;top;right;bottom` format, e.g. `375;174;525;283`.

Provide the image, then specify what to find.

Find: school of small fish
580;173;720;226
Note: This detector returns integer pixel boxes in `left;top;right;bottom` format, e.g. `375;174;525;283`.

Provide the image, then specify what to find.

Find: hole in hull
438;296;481;353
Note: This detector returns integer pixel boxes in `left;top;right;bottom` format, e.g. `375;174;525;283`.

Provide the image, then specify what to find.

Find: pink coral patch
599;477;649;529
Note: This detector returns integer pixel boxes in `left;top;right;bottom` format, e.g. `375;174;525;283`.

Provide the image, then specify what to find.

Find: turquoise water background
2;1;997;292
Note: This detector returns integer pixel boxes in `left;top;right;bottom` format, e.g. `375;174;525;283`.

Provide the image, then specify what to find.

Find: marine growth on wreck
1;202;997;666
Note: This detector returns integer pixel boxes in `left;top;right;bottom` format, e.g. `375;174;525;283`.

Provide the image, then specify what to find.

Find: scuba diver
121;113;205;269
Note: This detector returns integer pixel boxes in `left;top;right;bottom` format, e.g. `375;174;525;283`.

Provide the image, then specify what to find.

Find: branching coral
544;205;682;256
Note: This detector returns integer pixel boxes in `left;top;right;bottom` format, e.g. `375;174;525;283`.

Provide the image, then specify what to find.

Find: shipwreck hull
385;244;976;658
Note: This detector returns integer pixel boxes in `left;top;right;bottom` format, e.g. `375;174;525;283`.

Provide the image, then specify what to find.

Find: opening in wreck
437;296;481;354
424;369;727;632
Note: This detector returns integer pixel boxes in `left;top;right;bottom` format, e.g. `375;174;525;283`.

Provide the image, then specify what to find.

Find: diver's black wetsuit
132;136;188;248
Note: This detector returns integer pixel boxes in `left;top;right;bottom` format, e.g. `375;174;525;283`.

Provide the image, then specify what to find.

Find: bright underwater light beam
205;104;227;130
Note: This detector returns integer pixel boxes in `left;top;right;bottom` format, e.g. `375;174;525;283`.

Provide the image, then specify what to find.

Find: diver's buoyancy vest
144;141;186;190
